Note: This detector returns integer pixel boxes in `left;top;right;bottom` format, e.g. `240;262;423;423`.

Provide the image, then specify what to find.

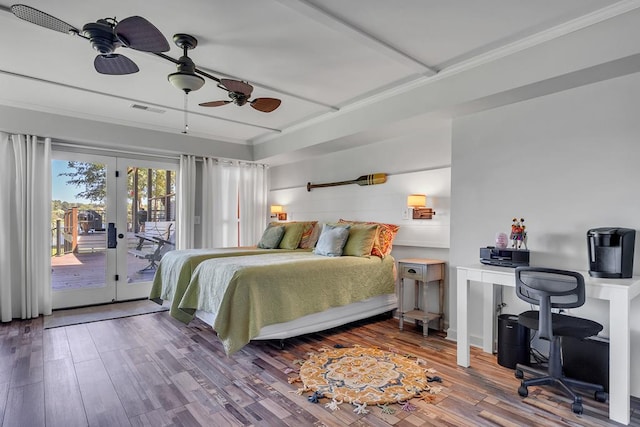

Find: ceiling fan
200;79;282;113
9;4;282;112
10;4;169;75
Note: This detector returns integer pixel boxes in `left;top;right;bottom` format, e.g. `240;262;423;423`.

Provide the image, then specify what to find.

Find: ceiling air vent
130;104;166;114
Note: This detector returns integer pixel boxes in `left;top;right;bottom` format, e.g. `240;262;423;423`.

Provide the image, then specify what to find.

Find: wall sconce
407;194;435;219
270;205;287;221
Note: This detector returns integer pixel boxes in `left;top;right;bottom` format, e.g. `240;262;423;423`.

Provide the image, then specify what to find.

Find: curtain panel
177;154;196;250
239;163;268;246
201;159;267;248
0;133;52;322
202;158;239;248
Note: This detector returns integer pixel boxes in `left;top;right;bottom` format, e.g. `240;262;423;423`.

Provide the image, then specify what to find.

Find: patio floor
51;251;158;291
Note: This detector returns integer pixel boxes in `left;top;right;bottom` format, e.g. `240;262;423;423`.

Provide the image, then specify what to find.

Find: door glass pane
51;159;108;291
126;166;176;284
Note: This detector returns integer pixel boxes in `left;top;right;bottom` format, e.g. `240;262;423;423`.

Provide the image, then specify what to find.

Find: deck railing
52;207;172;255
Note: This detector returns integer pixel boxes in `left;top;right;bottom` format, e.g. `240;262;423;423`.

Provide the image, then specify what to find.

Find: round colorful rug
299;346;431;405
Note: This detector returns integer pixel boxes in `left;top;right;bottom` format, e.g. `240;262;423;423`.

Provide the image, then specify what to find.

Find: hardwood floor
1;312;638;426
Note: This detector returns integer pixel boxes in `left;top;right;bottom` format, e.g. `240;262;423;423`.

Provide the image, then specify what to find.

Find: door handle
107;223;117;248
408;268;416;274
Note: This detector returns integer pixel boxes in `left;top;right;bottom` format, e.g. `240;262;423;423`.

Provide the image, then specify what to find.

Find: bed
149;221;320;322
176;251;396;355
149;247;308;323
150;220;400;355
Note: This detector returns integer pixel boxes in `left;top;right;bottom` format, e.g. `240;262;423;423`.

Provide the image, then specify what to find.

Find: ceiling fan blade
250;98;282;113
199;100;232;107
94;54;139;75
115;16;170;53
220;79;253;96
11;4;79;34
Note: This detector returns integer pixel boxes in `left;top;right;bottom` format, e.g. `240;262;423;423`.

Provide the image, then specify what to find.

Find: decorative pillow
314;224;351;257
298;221;319;248
278;222;306;249
271;221;319;249
338;219;399;258
342;224;379;257
257;225;285;249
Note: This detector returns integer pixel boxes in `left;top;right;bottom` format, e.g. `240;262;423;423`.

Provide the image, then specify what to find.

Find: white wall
269;120;453;324
450;71;640;396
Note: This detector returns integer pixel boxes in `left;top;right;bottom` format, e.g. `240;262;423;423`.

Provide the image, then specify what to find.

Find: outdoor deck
51;238;163;291
51;231;170;291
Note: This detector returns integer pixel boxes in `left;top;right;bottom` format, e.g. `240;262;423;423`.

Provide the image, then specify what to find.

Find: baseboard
444;328;486;349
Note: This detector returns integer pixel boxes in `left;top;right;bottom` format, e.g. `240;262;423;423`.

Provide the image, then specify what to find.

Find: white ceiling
0;0;637;164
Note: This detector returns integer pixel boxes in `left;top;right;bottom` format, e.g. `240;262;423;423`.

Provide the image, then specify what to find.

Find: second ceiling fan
10;3;282;113
163;34;282;113
200;79;282;113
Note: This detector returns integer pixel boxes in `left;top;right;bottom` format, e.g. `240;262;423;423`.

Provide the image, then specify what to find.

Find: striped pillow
338;219;399;258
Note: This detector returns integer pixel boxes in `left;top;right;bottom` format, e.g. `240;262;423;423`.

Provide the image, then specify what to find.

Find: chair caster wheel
594;391;607;402
515;369;524;379
518;384;528;397
571;402;583;414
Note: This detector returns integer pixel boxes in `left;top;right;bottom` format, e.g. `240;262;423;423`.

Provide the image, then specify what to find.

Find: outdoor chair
129;229;175;272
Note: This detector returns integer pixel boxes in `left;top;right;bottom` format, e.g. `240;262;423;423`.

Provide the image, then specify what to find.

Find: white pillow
314;224;351;257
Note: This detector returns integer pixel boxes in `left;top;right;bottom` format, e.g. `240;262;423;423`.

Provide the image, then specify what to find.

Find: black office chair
514;267;607;414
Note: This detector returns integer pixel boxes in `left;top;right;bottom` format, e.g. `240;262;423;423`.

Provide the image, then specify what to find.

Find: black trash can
497;314;530;369
562;336;609;392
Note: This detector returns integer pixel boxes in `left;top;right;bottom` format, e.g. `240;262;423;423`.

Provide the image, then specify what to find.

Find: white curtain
201;158;240;248
239;163;268;246
198;158;268;248
0;133;52;322
176;154;196;249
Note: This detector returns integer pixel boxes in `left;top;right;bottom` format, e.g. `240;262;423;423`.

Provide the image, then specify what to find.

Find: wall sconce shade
407;194;435;219
407;194;426;208
270;205;287;221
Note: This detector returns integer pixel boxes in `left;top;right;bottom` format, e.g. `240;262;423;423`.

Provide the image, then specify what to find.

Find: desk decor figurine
510;217;527;249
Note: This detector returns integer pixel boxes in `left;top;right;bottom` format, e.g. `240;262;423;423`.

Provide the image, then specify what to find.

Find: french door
51;151;178;309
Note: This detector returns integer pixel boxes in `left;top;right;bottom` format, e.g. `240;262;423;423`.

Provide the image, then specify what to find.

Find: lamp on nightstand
407;194;435;219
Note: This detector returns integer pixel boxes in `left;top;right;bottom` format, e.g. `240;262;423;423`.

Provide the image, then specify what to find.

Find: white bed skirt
195;293;398;341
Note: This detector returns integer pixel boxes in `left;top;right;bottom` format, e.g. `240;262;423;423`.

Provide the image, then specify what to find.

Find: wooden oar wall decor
307;173;387;192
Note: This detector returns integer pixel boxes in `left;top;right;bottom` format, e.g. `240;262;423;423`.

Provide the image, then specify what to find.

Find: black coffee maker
587;227;636;278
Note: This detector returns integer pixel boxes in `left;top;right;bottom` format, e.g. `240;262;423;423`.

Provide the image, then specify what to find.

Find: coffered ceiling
1;0;638;164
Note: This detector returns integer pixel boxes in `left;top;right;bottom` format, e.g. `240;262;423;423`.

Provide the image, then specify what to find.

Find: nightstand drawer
401;264;427;281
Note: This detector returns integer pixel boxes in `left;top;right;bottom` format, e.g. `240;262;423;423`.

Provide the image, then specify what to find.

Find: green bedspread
177;252;395;355
149;247;304;323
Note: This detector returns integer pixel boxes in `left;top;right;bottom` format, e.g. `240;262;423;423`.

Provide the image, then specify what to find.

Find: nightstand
397;258;446;336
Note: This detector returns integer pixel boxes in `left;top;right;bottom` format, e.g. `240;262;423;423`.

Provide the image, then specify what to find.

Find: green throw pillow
342;224;379;257
257;225;285;249
279;222;305;249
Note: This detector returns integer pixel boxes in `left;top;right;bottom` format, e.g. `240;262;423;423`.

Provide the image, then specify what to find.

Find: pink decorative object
495;232;508;249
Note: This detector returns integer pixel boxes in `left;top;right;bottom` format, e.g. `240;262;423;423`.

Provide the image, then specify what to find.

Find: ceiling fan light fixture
168;71;205;93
